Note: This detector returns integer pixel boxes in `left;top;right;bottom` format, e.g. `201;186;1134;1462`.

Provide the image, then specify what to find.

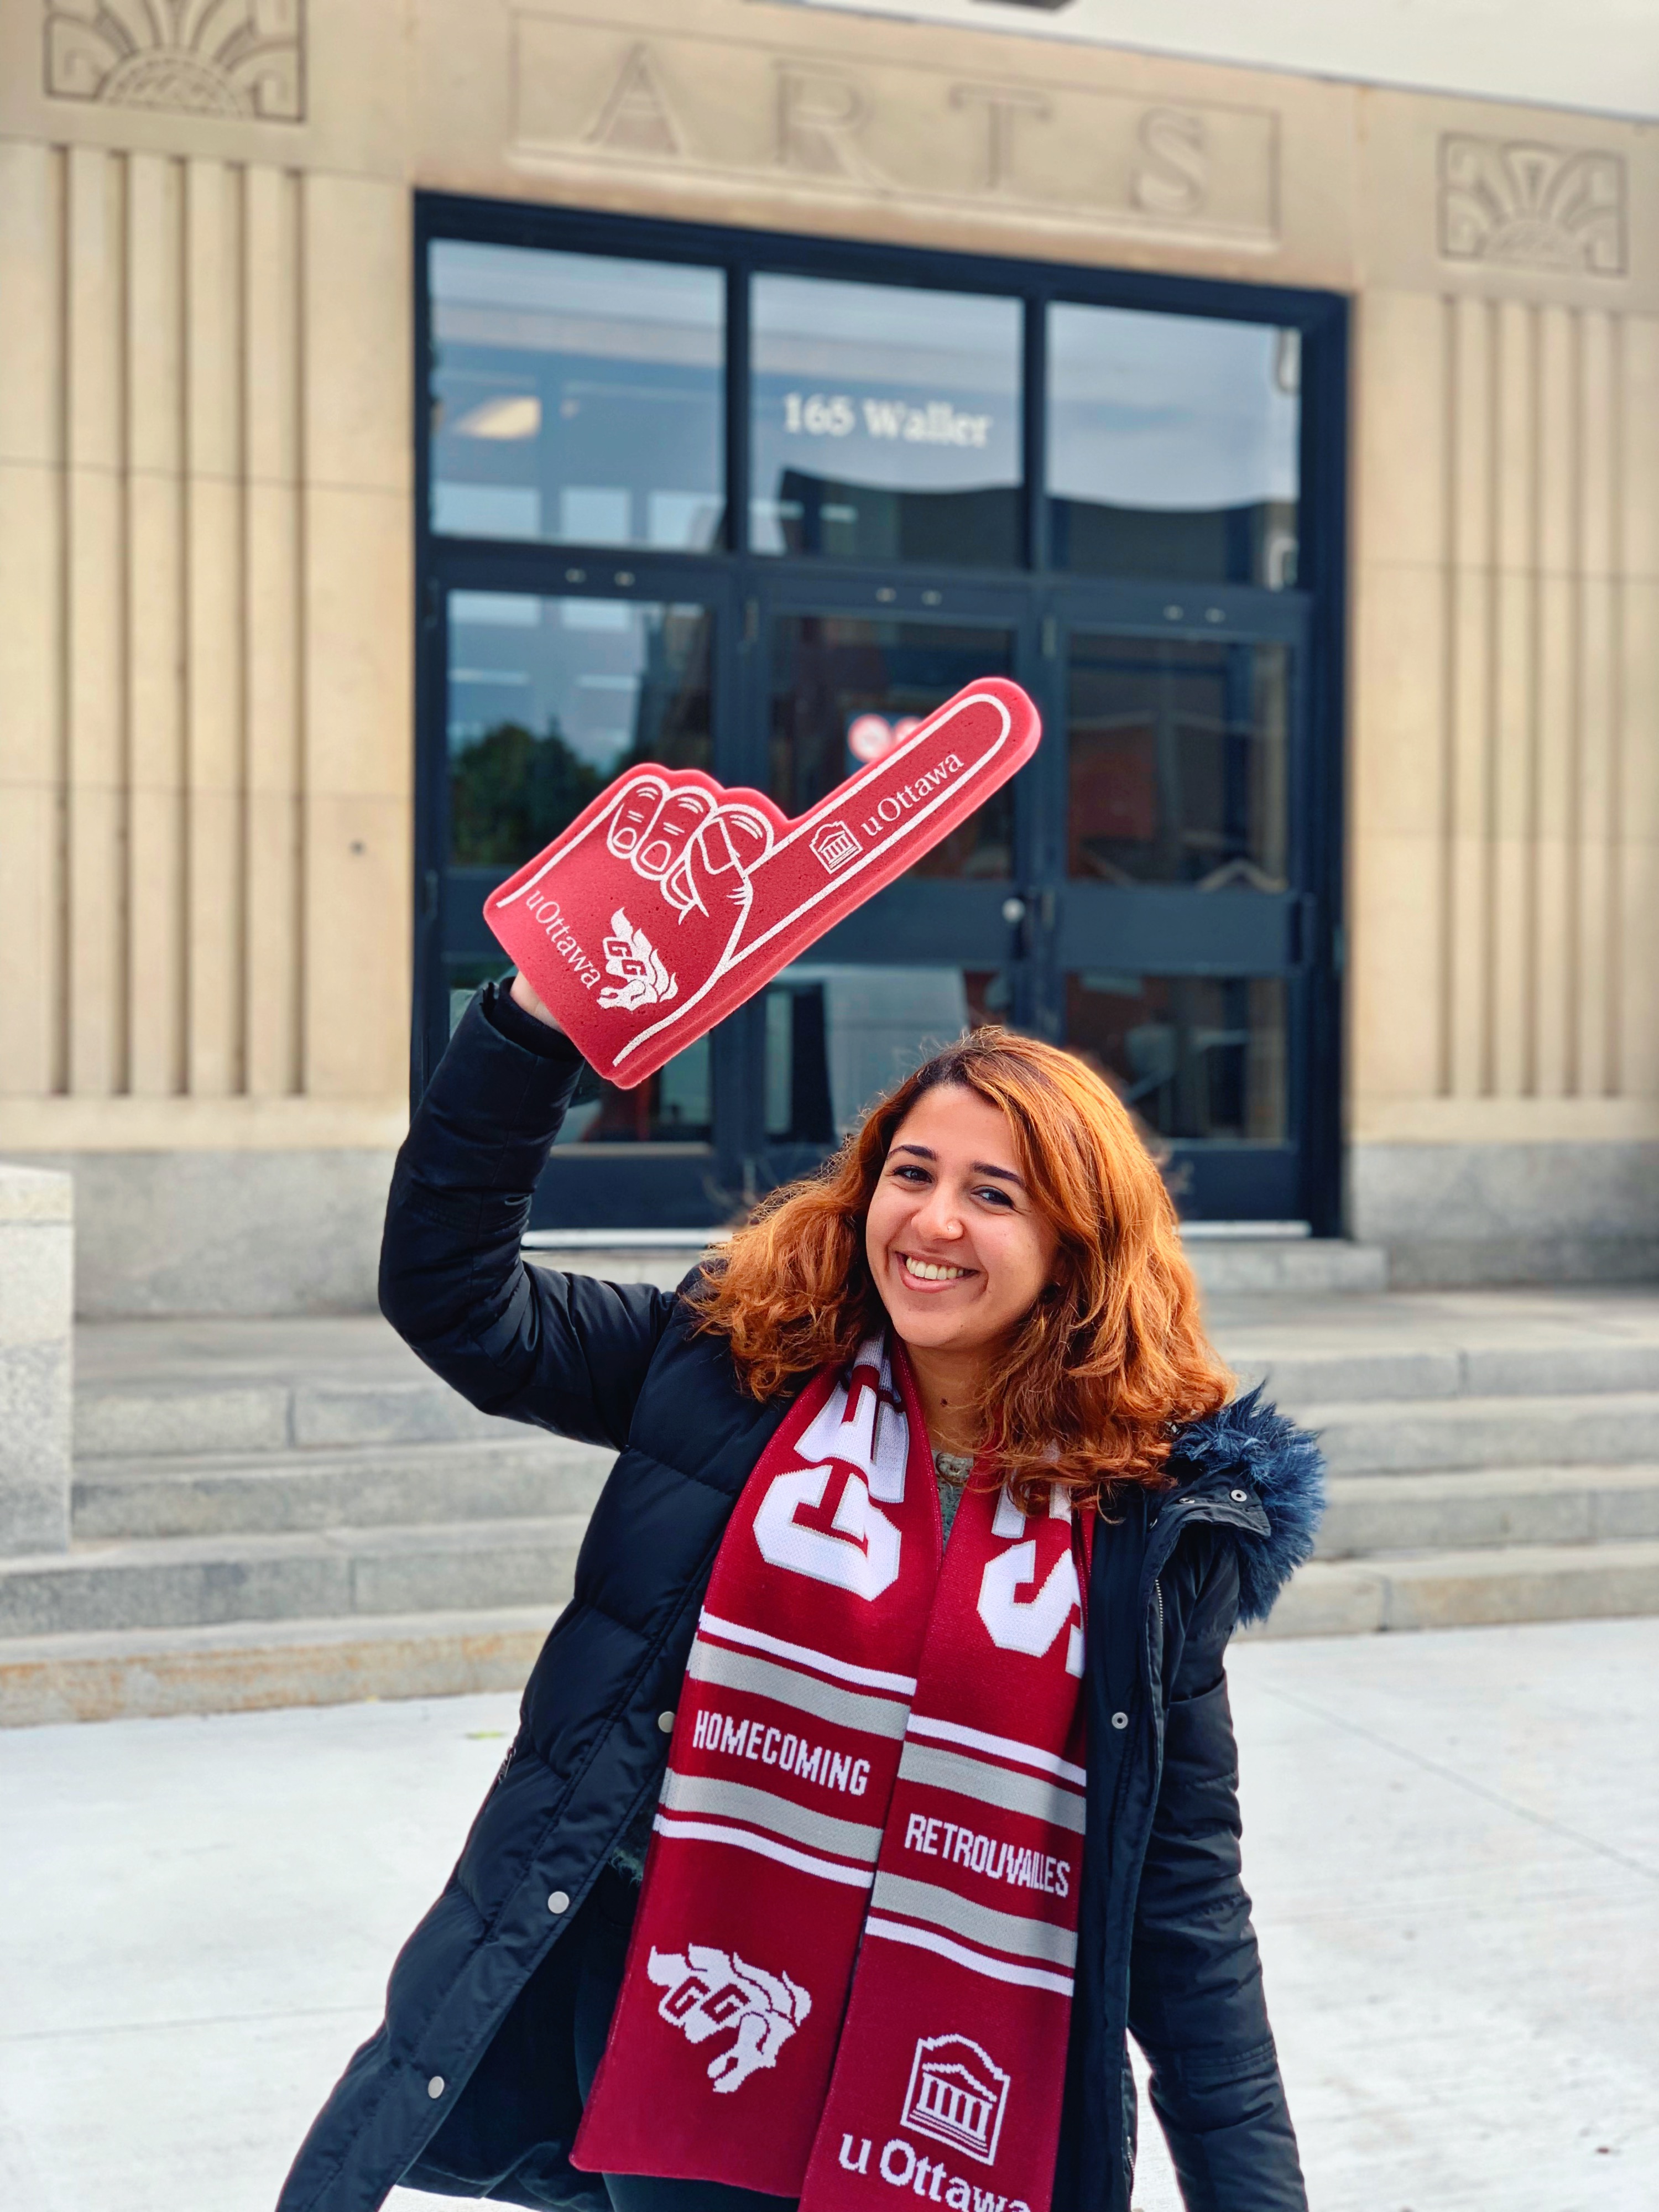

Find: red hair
690;1026;1232;1511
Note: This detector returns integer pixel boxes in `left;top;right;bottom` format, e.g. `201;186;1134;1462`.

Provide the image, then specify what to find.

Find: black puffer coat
276;985;1324;2212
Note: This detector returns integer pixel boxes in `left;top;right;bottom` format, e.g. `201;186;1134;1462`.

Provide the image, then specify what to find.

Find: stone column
0;1162;73;1553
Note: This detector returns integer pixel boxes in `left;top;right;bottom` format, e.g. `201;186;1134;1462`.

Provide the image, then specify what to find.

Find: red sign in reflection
846;712;922;765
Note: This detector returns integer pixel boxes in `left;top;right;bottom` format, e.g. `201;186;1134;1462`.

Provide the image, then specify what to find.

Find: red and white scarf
573;1337;1093;2211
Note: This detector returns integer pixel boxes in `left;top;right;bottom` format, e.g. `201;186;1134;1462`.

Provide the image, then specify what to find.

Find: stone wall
1348;270;1659;1280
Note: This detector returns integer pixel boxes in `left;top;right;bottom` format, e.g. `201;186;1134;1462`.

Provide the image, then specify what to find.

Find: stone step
71;1437;612;1542
1185;1238;1389;1295
1317;1464;1659;1557
0;1606;555;1728
73;1332;1659;1473
0;1515;588;1641
1250;1538;1659;1638
1300;1391;1659;1475
72;1371;506;1462
1228;1339;1659;1407
7;1536;1659;1726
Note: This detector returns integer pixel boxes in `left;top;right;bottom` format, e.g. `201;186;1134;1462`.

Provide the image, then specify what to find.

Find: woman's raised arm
378;979;680;1453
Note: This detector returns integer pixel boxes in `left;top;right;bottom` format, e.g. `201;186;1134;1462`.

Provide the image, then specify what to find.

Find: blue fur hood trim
1168;1385;1327;1626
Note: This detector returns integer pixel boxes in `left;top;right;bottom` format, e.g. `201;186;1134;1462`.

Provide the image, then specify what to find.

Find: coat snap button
547;1890;571;1915
1110;1710;1129;1730
1230;1488;1249;1503
657;1710;675;1734
426;2076;445;2100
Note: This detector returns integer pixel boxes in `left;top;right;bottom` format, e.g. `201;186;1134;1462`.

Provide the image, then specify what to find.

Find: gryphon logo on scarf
649;1944;812;2091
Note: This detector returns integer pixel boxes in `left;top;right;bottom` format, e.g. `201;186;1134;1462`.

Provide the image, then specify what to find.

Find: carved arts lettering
775;64;877;180
1131;108;1208;218
508;23;1276;248
949;81;1052;194
587;43;682;159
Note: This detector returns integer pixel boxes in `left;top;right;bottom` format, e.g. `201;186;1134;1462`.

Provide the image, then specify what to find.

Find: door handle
1001;894;1031;961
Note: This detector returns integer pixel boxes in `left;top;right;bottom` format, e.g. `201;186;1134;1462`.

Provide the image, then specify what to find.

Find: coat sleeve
1128;1530;1308;2212
378;981;681;1453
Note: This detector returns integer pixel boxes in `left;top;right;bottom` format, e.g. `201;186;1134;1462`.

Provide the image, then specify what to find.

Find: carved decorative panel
44;0;305;122
1438;134;1625;275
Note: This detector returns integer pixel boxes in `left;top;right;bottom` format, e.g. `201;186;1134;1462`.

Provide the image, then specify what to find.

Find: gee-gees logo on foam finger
483;677;1041;1087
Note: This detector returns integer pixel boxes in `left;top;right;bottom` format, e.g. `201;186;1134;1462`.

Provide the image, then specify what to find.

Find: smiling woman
281;990;1323;2212
693;1025;1232;1506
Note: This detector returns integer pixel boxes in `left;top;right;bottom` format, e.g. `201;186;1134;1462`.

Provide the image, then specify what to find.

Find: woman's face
864;1083;1061;1364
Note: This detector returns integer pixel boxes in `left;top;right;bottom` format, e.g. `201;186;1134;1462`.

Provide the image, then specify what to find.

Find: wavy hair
690;1026;1232;1511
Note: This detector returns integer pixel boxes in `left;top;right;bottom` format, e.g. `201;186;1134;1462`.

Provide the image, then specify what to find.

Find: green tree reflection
449;722;603;865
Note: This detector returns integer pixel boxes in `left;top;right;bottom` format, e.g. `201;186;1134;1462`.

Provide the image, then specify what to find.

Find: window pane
1067;635;1289;889
1048;305;1299;587
751;275;1021;566
430;243;724;551
766;964;1008;1139
555;1040;712;1147
768;615;1015;879
1066;974;1286;1142
448;593;712;858
445;592;713;1142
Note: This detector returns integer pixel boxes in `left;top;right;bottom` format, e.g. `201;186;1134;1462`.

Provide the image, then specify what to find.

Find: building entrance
415;202;1345;1230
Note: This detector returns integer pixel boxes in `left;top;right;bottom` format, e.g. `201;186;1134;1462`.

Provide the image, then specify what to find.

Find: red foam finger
484;675;1040;1087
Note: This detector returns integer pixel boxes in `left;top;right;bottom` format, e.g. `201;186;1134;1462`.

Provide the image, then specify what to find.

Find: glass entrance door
1034;594;1312;1218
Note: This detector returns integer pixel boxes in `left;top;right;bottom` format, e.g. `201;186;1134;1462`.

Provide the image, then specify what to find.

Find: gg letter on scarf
483;677;1040;1087
573;1339;1091;2211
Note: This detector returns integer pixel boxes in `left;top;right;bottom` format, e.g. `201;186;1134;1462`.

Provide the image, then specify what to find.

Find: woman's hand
509;972;562;1032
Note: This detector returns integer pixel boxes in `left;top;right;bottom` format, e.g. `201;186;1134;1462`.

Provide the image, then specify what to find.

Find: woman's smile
894;1250;978;1289
865;1083;1059;1369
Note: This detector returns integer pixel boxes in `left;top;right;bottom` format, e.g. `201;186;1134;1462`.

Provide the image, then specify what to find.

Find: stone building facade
1;0;1656;1310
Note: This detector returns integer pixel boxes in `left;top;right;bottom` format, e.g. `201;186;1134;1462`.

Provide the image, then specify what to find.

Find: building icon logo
810;820;860;873
900;2034;1010;2166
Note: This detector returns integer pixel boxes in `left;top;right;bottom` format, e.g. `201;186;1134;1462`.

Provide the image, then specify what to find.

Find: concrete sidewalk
1;1619;1653;2212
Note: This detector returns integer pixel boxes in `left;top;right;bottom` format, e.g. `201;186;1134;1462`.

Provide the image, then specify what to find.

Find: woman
278;975;1322;2212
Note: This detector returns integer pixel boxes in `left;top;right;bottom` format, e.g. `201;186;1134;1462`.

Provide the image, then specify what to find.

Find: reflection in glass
766;966;1006;1139
447;594;712;862
751;276;1021;566
1066;974;1286;1143
1048;304;1299;586
768;616;1015;879
445;592;713;1142
429;243;723;550
555;1040;712;1147
1067;636;1288;889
